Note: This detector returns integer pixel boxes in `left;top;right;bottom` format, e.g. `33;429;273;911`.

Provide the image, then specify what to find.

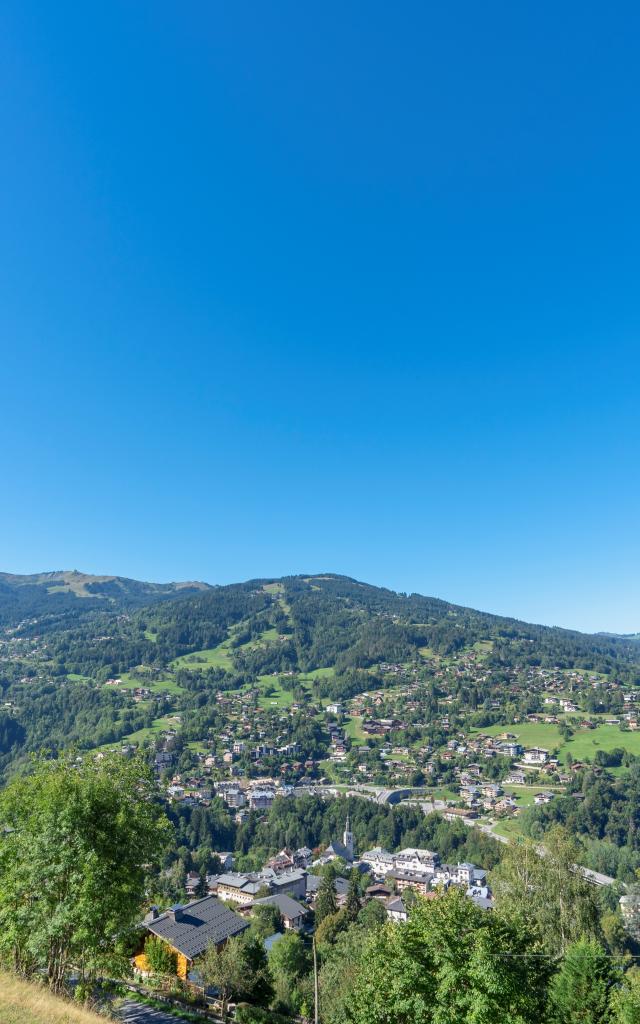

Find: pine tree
345;877;361;921
315;874;338;924
549;938;616;1024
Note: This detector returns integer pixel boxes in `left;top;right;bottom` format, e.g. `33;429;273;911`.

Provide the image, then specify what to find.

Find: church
314;815;355;865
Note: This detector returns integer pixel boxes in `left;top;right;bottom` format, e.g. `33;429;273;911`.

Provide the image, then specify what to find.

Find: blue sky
1;2;639;633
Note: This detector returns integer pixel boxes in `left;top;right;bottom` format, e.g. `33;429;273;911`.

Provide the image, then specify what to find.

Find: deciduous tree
0;753;171;991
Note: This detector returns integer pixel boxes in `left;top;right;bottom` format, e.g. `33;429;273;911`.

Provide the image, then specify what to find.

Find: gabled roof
250;893;307;920
145;896;248;960
323;839;352;861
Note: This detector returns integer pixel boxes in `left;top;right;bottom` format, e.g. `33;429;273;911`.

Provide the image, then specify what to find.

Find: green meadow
472;720;640;765
344;715;366;744
117;670;184;696
170;641;234;673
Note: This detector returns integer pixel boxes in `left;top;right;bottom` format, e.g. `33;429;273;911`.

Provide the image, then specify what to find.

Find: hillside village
2;577;640;1021
4;592;640;850
132;812;492;989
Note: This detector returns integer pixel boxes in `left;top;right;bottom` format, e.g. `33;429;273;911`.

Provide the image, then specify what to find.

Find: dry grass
0;973;110;1024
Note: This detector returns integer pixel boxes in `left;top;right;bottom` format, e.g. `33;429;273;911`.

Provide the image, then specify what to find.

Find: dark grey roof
306;874;350;896
250;893;307;920
324;839;352;861
146;896;248;959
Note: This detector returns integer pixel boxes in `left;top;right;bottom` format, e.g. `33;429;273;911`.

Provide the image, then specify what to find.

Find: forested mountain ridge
71;572;640;678
0;569;211;626
2;570;640;781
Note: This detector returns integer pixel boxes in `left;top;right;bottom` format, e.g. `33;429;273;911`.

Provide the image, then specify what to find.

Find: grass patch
344;715;365;745
118;670;185;696
472;720;640;766
115;713;181;745
505;784;565;807
257;676;296;708
302;667;335;679
171;641;234;673
492;818;524;839
0;972;108;1024
239;627;279;651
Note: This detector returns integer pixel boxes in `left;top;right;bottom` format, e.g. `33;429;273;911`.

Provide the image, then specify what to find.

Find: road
118;1000;182;1024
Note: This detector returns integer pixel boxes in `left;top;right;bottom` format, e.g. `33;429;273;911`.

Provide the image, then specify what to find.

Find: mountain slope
0;570;211;626
26;571;640;684
2;571;640;780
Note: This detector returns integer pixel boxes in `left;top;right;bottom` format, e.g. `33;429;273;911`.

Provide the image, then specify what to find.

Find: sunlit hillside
0;973;109;1024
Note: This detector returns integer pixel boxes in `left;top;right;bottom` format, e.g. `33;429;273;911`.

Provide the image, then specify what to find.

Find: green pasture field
344;715;366;744
171;641;234;673
257;675;296;708
472;720;640;765
117;670;184;696
119;713;181;744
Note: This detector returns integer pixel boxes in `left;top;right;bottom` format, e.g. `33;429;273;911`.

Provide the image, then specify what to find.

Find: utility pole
313;936;319;1024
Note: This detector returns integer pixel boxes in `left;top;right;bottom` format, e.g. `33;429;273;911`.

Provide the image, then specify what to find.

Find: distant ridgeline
0;571;639;782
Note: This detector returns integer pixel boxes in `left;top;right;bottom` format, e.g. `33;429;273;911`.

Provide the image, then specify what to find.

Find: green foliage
235;1005;292;1024
357;898;388;930
548;938;617;1024
611;967;640;1024
345;877;362;921
143;936;177;977
4;573;640;780
268;930;310;1013
345;887;552;1024
315;909;348;949
526;767;640;879
239;794;502;873
0;753;171;991
198;934;273;1016
315;874;338;924
491;827;601;953
248;904;281;940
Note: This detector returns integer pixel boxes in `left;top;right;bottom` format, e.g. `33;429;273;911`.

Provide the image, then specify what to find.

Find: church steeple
343;814;354;860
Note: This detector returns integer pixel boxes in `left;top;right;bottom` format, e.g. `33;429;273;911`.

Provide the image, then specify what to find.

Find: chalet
385;895;408;923
505;770;526;785
534;792;555;805
213;851;234;871
245;893;307;931
135;897;248;981
185;871;201;897
433;862;486;887
366;883;393;901
443;808;478;822
395;848;439;872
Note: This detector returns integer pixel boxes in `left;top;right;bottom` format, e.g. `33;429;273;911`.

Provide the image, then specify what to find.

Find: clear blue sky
1;2;639;633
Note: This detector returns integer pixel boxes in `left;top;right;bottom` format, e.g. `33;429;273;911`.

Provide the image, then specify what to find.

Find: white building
522;747;549;765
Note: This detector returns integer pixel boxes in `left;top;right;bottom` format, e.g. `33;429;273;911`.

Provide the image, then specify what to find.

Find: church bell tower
343;814;354;860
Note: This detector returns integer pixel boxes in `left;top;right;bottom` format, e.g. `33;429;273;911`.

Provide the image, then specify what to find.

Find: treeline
522;764;640;881
0;680;163;780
